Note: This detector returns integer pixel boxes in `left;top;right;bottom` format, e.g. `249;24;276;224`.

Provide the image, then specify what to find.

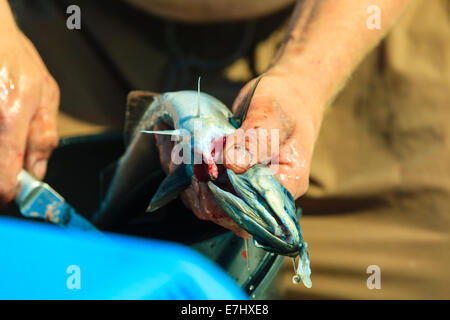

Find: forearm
270;0;412;128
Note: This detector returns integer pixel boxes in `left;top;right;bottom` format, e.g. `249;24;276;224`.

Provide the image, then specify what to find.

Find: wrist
264;62;328;139
269;45;342;109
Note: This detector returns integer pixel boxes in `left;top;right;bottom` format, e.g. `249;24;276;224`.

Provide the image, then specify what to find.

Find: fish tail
292;241;312;288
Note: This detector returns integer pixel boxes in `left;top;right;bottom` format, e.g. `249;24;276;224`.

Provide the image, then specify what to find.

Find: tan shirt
124;0;295;22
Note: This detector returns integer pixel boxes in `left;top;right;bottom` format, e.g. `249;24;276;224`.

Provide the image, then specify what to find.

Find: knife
15;169;100;233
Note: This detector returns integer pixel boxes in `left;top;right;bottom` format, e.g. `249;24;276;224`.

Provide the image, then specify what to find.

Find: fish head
207;164;303;256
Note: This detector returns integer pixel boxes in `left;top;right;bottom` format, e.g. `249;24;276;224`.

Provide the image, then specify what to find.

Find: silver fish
97;78;311;287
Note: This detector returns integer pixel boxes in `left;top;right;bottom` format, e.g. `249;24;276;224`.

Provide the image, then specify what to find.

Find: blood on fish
193;136;226;182
207;156;218;179
241;249;247;259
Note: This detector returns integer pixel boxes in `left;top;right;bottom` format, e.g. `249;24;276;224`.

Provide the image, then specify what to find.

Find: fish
96;78;311;287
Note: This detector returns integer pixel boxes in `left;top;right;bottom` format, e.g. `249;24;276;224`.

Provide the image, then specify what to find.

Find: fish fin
140;129;188;136
229;116;241;129
197;76;201;118
99;161;119;203
125;91;161;145
146;164;193;212
231;76;263;127
296;207;303;218
253;239;264;249
293;241;312;288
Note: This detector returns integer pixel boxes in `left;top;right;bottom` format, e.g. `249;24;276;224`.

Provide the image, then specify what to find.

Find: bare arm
270;0;412;131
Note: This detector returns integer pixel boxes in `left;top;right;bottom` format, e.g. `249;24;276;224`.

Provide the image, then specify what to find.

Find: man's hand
0;8;59;206
224;72;318;199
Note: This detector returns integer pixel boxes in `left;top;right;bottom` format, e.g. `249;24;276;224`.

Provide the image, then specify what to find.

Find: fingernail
32;160;47;180
226;145;252;173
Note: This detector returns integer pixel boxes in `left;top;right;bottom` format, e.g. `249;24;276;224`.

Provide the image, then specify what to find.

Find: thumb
24;74;59;180
0;101;34;204
224;95;292;174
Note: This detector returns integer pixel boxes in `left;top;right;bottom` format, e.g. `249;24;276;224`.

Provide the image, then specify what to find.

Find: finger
224;94;294;174
0;93;36;204
198;182;250;238
18;32;59;179
181;181;250;239
270;131;312;199
24;74;59;180
0;127;29;204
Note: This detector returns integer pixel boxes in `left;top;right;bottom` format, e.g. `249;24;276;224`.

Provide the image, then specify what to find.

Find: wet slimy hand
0;6;59;205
